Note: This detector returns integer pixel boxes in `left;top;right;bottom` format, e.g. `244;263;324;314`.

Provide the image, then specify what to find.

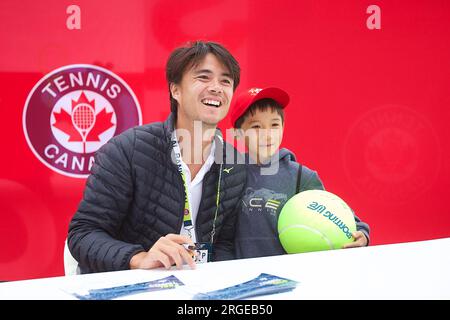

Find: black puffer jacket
68;113;246;274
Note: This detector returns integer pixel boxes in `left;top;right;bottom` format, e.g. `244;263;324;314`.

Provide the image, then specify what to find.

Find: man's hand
129;234;196;270
342;231;368;248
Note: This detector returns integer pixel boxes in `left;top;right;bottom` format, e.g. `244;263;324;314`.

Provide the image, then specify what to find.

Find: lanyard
171;131;223;244
171;134;194;234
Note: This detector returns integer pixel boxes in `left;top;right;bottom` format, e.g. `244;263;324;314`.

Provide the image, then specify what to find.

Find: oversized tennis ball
278;190;356;253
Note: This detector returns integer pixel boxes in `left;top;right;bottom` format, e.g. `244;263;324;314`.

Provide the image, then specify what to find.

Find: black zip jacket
68;113;246;273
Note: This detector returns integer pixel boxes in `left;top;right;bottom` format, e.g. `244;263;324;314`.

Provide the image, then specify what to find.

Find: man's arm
68;129;145;273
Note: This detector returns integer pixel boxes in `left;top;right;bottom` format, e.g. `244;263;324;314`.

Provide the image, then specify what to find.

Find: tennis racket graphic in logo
73;105;95;150
24;64;142;178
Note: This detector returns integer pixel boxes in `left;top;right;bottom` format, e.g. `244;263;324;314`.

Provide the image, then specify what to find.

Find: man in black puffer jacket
68;41;246;274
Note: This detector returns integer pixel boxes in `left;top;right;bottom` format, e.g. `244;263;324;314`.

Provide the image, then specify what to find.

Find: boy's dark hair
234;98;285;128
166;41;241;115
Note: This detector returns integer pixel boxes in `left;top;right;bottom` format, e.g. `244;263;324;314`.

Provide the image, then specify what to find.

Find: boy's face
170;53;234;127
239;107;284;163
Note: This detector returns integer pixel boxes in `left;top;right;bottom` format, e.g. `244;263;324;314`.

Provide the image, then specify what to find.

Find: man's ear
170;83;180;102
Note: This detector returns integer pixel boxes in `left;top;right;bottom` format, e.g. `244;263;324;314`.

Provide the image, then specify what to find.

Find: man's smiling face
171;53;234;127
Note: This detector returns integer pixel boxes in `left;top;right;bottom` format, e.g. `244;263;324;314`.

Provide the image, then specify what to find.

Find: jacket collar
162;112;176;142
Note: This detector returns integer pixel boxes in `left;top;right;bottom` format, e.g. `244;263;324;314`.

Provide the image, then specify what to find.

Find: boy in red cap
230;87;370;259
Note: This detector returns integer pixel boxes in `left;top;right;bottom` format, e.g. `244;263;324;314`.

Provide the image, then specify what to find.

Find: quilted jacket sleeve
68;128;145;273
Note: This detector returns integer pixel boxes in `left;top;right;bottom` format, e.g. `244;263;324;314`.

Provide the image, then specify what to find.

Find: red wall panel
1;0;449;280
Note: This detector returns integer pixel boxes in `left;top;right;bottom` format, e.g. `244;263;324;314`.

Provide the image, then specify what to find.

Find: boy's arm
299;166;370;246
349;213;371;246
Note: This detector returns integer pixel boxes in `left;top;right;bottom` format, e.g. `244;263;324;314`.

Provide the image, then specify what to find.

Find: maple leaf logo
52;91;115;153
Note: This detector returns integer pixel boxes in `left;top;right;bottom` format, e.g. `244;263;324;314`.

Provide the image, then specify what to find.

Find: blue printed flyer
71;275;184;300
193;273;298;300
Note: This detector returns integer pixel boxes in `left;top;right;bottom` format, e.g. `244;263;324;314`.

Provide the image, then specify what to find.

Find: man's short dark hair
166;41;241;115
234;98;285;129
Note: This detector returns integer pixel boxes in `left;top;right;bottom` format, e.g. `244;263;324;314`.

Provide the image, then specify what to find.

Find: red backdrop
1;0;449;280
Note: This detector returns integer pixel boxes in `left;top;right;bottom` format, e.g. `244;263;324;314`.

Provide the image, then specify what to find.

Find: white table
1;238;449;300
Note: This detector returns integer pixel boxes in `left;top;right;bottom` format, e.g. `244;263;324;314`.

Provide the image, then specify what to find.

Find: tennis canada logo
23;64;142;178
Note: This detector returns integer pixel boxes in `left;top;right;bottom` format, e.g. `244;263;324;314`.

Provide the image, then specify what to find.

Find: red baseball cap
229;87;290;127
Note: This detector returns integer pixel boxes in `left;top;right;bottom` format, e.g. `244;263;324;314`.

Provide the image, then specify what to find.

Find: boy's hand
342;231;368;248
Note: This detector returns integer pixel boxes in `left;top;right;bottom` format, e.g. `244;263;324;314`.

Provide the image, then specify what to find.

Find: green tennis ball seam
279;224;334;250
